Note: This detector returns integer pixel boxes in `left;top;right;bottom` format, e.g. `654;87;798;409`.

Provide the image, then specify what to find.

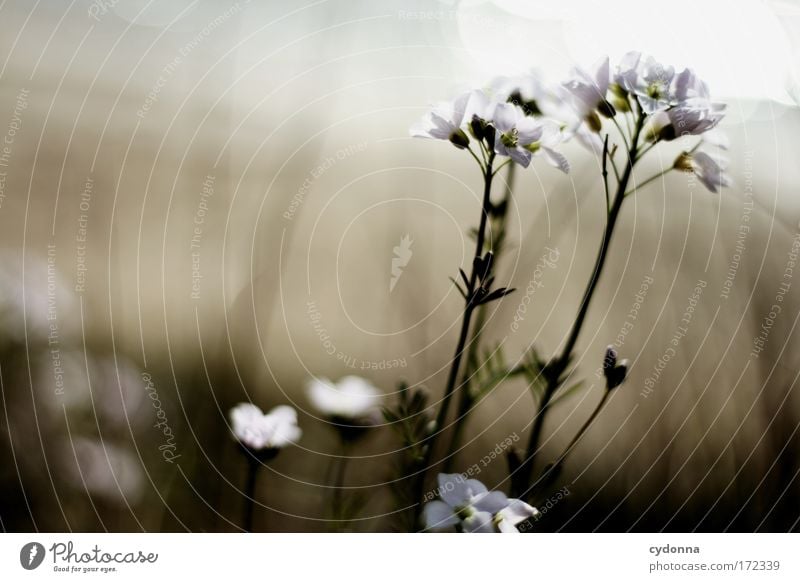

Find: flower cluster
411;52;730;193
411;88;569;171
423;474;538;533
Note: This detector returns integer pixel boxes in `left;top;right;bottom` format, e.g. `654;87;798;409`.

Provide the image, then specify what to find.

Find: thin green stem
553;388;611;468
412;152;497;523
492;158;512;177
602;135;611;215
610;117;630;150
609;155;621;183
635;140;658;162
443;161;516;471
529;387;612;494
513;107;646;499
625;168;672;196
467;146;485;171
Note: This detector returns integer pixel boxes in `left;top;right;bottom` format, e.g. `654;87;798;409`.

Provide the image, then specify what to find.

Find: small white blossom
229;403;302;450
423;473;538;533
489;72;545;107
672;67;710;102
648;98;726;141
563;56;610;116
492;102;569;171
410;92;471;147
614;51;643;92
675;150;732;193
306;375;382;421
495;499;541;533
618;54;675;114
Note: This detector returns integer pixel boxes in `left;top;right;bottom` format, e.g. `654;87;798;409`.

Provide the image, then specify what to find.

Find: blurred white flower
229;403;302;450
0;251;76;344
674;151;732;193
492;102;569;171
306;375;382;421
563;56;610;116
410;92;472;148
489;71;545;107
66;437;144;504
672;67;710;102
423;473;538;533
614;51;643;93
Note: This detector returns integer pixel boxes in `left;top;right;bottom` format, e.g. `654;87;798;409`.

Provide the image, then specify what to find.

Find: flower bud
449;128;470;150
597;99;617;119
609;83;630;112
603;346;627;389
645;111;675;142
585;111;602;133
483;123;496;145
673;152;694;172
603;345;617;372
608;359;628;390
469;114;486;141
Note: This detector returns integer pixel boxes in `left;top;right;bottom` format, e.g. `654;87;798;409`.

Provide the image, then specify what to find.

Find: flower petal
437;473;472;507
423;501;459;531
471;491;509;514
542;146;570;173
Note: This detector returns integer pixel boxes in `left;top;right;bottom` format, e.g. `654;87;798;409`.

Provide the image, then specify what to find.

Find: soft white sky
451;0;799;105
103;0;800;108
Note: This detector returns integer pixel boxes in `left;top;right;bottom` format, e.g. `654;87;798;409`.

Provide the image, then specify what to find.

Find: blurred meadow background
2;0;800;532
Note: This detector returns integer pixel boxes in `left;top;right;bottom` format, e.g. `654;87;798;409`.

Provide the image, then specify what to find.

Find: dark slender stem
553;388;611;469
444;162;515;470
242;458;259;532
331;450;350;525
327;437;351;530
431;153;495;450
411;152;496;523
529;388;612;496
515;109;646;499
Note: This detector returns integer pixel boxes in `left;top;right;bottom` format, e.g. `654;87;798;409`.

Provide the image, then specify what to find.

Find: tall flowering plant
227;52;729;534
399;52;729;530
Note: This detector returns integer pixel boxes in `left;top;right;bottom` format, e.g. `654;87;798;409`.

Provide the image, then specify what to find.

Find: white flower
672;67;710;102
674;151;732;193
618;54;675;114
563;56;610;116
423;473;538;533
410;92;471;147
489;72;545;108
492;102;569;171
649;98;726;141
411;90;505;148
613;51;642;92
229;403;302;450
495;499;541;533
306;375;382;421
